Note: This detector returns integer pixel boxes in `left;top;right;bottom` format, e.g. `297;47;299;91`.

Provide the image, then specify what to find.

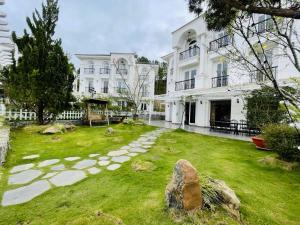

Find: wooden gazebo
83;98;110;126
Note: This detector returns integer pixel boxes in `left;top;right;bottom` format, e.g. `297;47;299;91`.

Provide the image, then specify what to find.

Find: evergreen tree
1;0;75;124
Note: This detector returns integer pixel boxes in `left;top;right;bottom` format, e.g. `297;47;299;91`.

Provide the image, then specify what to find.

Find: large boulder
207;178;241;220
165;159;202;211
42;124;65;134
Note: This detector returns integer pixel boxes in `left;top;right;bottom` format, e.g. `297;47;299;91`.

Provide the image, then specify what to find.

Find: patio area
149;120;252;142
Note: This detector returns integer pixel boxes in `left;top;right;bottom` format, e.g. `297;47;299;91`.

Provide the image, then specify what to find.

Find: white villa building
73;53;158;111
161;15;300;128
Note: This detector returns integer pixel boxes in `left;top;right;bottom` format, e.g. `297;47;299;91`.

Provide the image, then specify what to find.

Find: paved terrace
148;120;252;142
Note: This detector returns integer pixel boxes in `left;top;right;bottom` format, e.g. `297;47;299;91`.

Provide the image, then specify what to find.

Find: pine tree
1;0;75;124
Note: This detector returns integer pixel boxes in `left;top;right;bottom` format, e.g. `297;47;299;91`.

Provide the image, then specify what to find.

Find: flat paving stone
127;152;138;157
64;157;81;161
51;164;65;171
23;155;40;160
130;147;147;153
107;164;121;171
8;170;42;185
89;153;100;158
142;142;155;145
129;143;142;147
111;156;131;163
99;156;110;161
72;159;96;169
1;180;51;206
87;167;101;175
98;160;110;166
49;170;86;187
120;146;131;150
38;159;60;168
142;145;151;149
107;150;128;157
10;164;35;174
42;172;58;179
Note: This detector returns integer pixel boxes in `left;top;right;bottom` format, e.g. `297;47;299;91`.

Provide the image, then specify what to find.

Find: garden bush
263;124;300;161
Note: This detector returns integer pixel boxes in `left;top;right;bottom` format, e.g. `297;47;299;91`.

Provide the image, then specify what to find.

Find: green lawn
0;125;299;225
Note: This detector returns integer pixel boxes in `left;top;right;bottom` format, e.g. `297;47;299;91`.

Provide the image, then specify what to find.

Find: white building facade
161;16;300;127
73;53;158;111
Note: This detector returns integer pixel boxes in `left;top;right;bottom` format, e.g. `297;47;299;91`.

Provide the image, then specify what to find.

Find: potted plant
251;135;270;150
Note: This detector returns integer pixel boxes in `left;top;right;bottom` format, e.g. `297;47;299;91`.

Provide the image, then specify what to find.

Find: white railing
5;110;84;121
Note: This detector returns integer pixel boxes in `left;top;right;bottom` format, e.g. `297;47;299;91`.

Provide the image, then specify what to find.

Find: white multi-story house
161;16;300;127
73;53;158;111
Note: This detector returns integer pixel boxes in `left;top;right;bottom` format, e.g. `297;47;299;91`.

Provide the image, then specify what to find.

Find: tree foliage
188;0;300;31
1;0;75;124
245;87;287;128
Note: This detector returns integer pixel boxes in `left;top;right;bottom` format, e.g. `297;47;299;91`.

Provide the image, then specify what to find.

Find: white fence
3;109;165;122
5;110;84;121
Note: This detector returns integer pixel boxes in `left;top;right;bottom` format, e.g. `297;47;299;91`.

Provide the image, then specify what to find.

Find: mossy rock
131;160;156;172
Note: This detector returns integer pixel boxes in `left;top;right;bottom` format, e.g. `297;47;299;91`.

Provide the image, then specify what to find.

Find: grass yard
0;124;299;225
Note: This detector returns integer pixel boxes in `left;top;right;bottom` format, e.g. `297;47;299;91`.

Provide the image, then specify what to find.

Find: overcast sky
4;0;195;66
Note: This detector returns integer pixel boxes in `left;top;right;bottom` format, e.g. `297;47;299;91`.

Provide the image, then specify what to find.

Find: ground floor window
210;100;231;122
185;101;196;125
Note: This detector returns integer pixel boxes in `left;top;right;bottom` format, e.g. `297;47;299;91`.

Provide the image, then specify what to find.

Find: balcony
84;68;95;74
250;18;274;35
250;66;277;83
209;35;233;51
179;46;200;61
212;76;228;88
175;79;195;91
99;68;111;75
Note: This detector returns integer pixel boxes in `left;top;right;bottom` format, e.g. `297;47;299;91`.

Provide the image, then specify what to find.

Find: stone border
0;128;10;166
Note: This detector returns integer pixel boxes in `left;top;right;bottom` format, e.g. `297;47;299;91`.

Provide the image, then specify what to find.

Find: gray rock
10;163;35;174
38;159;60;168
64;157;81;161
98;160;110;166
8;170;42;185
72;159;96;169
89;153;100;158
1;180;51;206
107;164;121;171
128;152;138;157
98;156;110;161
42;126;64;134
111;156;131;163
51;164;65;171
107;150;128;157
42;172;58;179
106;127;114;135
120;146;131;150
87;167;101;175
130;147;147;153
22;155;40;160
49;170;87;187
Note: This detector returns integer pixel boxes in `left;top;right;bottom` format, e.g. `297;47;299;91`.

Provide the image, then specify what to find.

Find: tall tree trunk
37;103;44;125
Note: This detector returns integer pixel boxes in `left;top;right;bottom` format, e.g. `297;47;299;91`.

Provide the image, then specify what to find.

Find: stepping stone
120;146;130;150
99;156;110;161
1;180;51;206
130;147;147;153
42;172;58;179
111;156;131;163
142;142;155;145
98;161;110;166
87;167;101;175
38;159;60;168
49;170;86;187
129;143;142;147
51;164;65;171
8;170;42;185
107;164;121;171
23;155;39;160
10;164;35;174
142;146;151;149
72;159;96;169
89;153;100;158
64;157;81;161
128;153;138;157
107;150;128;157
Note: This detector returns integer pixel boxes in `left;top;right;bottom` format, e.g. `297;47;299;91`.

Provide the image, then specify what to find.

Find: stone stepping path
1;128;168;206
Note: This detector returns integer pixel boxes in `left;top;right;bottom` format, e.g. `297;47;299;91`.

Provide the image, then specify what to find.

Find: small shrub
263;124;300;161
